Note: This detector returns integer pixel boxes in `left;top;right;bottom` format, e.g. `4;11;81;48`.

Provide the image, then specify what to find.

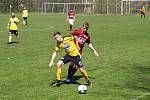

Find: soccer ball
77;85;87;94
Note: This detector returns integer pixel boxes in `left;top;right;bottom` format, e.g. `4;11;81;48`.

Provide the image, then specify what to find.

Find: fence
0;0;150;15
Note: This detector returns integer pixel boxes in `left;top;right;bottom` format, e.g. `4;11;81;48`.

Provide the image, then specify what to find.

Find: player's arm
85;35;99;57
49;45;59;67
66;13;69;22
7;19;11;29
88;43;99;57
74;13;75;21
49;51;57;67
27;10;29;16
74;36;80;51
70;32;80;50
22;10;24;15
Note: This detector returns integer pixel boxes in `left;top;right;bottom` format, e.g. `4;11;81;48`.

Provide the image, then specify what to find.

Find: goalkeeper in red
49;32;91;87
66;21;99;83
67;9;75;31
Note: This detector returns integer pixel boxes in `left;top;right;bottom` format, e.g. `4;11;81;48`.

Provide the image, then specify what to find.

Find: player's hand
94;51;99;57
7;26;9;29
65;19;68;22
49;61;54;68
77;46;81;51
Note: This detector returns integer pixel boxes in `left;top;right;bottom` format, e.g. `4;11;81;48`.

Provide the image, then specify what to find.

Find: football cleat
66;78;73;83
86;80;92;86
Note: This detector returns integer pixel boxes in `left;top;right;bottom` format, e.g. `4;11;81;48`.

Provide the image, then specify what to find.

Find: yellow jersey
141;7;145;13
8;17;19;30
22;9;28;17
54;36;79;57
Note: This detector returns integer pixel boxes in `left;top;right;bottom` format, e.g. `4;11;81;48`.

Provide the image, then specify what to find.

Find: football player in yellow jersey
49;32;91;87
22;7;28;25
7;13;20;44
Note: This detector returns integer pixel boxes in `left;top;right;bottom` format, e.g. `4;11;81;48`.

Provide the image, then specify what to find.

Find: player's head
143;6;145;8
69;9;73;12
23;7;26;9
53;32;63;42
82;21;89;31
11;13;15;18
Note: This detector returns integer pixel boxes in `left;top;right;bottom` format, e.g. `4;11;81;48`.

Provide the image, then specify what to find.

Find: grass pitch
0;13;150;100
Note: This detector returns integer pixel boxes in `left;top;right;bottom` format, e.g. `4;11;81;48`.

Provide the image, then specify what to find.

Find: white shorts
68;19;74;25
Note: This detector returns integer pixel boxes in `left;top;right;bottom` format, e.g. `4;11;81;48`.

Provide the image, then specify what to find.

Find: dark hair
83;21;89;30
53;32;61;37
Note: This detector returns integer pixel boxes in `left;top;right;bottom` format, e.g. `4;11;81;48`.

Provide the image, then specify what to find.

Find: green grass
0;13;150;100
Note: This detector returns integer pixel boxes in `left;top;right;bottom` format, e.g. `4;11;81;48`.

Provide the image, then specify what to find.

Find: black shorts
23;17;27;20
60;54;83;68
141;12;145;15
9;30;18;36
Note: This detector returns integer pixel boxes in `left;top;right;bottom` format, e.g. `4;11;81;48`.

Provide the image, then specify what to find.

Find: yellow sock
23;20;26;25
56;68;61;80
9;35;12;42
81;70;89;81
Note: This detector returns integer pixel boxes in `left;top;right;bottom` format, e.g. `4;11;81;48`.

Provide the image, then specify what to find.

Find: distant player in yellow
49;32;91;87
7;13;20;44
141;6;145;18
22;7;28;25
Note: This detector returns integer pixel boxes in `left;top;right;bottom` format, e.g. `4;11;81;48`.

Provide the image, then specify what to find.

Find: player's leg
25;17;28;25
8;30;13;44
66;62;78;83
23;17;26;25
52;60;63;87
144;13;145;18
70;24;72;30
69;19;73;30
73;55;91;86
56;60;63;81
79;67;91;86
52;55;70;86
14;30;20;43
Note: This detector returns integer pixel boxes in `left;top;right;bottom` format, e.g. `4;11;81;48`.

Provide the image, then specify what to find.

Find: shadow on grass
61;75;95;85
7;41;19;44
49;75;95;87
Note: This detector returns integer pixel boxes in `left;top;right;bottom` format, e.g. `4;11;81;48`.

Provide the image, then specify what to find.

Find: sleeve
86;35;91;44
74;12;75;16
8;18;10;23
70;36;74;40
71;30;78;36
66;36;74;41
54;45;59;52
8;18;11;25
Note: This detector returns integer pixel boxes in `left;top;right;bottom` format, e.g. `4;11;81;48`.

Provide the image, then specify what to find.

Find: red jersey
68;10;75;19
71;29;90;51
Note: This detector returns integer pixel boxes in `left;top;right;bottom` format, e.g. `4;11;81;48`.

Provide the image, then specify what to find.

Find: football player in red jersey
66;21;99;83
67;9;75;31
